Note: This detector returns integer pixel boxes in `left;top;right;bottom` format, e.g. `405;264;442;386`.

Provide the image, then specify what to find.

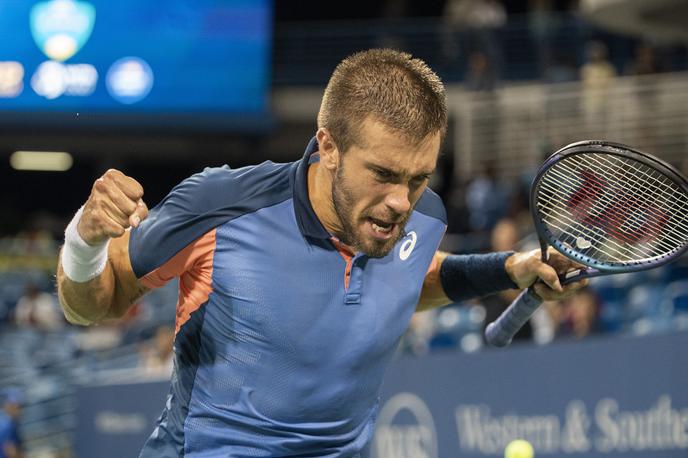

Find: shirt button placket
345;255;366;305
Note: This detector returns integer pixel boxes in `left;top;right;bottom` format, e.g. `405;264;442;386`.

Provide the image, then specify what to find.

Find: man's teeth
371;222;392;233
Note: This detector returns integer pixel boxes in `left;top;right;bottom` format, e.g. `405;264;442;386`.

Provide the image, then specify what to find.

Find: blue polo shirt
131;138;447;457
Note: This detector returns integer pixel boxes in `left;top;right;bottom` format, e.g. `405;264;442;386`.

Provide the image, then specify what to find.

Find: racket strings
539;170;682;253
537;152;688;266
537;185;656;262
539;172;685;256
538;197;671;264
561;154;687;235
595;157;688;237
565;154;688;238
549;170;680;253
588;153;687;201
545;167;669;239
549;164;686;248
538;192;673;265
576;153;688;228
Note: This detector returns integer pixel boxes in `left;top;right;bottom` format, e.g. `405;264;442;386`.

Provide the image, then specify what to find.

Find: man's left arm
416;249;588;311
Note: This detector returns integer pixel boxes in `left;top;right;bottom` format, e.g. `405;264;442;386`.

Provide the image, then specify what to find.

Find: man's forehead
361;137;440;173
365;154;437;176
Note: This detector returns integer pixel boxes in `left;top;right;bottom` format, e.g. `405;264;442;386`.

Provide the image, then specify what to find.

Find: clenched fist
77;169;149;245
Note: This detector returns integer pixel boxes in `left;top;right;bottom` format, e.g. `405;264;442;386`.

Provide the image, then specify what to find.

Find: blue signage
0;0;272;130
75;332;688;457
368;332;688;458
75;380;168;458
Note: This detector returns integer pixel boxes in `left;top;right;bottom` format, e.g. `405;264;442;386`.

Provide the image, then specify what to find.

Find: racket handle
485;288;543;347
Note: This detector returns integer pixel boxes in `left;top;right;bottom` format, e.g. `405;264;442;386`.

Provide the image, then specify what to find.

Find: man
57;49;584;457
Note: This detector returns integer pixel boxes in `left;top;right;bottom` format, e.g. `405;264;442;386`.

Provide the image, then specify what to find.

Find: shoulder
129;160;295;278
166;161;293;214
413;187;447;225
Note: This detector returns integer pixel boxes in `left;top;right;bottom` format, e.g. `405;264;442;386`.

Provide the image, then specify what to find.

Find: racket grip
485;288;543;347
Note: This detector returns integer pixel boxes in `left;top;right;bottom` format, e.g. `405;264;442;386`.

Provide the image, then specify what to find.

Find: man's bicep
104;231;150;319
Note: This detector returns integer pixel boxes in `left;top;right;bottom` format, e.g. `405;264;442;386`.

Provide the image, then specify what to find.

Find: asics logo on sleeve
399;231;417;261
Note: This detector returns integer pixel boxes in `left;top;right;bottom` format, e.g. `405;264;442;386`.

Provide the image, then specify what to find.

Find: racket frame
531;140;688;279
486;140;688;347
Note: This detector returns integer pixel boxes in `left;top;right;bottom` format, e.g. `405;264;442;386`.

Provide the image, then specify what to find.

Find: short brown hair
317;48;447;153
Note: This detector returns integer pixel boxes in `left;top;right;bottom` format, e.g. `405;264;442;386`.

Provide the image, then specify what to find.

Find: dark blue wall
76;332;688;458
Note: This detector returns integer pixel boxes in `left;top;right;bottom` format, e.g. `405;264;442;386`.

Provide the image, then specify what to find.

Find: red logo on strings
565;169;669;244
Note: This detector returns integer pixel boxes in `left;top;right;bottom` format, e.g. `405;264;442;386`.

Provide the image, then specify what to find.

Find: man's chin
359;237;398;258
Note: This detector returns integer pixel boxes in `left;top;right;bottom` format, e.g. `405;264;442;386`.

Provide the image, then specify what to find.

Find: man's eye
374;169;392;179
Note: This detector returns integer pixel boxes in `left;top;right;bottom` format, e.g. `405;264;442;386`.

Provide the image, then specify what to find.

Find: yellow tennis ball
504;439;534;458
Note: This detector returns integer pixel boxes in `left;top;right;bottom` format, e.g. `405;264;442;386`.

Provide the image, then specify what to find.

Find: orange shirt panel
140;229;216;333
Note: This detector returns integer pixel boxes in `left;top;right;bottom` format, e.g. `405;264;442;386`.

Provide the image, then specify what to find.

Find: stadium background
0;0;687;457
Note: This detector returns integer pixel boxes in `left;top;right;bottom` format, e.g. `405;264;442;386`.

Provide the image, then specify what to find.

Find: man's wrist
61;206;110;283
439;251;519;302
504;252;520;288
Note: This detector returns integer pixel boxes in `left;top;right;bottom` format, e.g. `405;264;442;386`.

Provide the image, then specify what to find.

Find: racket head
531;140;688;274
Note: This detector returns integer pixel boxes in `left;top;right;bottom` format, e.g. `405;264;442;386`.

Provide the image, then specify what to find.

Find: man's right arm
56;169;149;325
57;231;148;325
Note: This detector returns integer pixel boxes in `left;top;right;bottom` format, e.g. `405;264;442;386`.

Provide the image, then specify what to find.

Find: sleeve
139;229;216;290
128;166;234;280
128;161;292;281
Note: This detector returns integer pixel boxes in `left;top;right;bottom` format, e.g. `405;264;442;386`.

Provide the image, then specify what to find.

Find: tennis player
57;49;585;457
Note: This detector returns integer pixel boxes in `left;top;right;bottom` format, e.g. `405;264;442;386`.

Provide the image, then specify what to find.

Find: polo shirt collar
293;136;331;240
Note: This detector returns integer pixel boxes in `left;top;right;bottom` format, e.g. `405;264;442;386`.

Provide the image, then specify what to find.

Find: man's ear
316;128;339;171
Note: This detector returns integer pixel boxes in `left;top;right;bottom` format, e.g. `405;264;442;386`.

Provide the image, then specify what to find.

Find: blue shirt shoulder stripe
129;161;295;278
413;187;447;225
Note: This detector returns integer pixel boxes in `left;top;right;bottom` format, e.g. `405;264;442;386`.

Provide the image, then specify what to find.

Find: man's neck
307;161;343;239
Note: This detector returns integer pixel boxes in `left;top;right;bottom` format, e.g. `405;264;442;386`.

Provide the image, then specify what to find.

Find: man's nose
384;185;411;216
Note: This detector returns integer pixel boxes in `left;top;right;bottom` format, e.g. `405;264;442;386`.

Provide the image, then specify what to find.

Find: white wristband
61;206;110;283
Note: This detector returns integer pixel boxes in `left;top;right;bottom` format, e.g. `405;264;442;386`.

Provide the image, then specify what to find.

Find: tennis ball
504;439;534;458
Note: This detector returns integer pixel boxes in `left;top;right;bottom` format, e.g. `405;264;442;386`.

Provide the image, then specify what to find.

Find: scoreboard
0;0;272;131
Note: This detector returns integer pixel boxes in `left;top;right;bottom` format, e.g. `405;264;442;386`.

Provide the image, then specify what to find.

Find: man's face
329;119;440;258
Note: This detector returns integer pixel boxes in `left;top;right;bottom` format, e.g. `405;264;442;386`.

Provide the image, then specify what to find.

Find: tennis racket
485;140;688;347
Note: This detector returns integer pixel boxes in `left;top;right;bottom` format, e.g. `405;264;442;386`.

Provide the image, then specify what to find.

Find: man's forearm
417;251;452;311
57;252;118;325
57;169;150;325
57;233;147;325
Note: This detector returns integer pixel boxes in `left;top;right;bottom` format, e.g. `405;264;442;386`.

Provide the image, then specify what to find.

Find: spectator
138;325;175;378
441;0;506;74
0;389;23;458
625;43;663;150
466;161;509;234
580;41;617;134
464;51;498;92
14;284;63;331
625;43;663;76
445;178;472;236
543;53;578;84
554;288;602;339
375;0;410;50
528;0;558;74
398;310;437;356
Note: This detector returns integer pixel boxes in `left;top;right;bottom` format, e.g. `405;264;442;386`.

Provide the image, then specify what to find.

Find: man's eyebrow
365;161;435;178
